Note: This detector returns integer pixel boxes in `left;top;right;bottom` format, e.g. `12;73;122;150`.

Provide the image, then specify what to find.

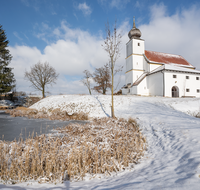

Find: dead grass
0;117;146;184
15;107;31;110
5;108;88;121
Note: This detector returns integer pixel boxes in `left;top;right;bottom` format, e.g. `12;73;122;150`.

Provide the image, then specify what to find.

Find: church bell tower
125;17;145;85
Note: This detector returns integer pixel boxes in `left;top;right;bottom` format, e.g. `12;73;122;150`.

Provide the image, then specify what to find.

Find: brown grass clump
0;117;146;184
5;108;88;121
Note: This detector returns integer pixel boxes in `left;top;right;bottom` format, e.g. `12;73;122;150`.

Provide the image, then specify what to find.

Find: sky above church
1;0;200;95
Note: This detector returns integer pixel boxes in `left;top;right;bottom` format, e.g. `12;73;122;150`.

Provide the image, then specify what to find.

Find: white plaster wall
133;70;144;84
164;72;200;97
122;88;129;95
125;71;133;85
148;72;163;96
133;77;149;96
126;40;133;57
125;70;144;85
133;55;144;70
149;64;162;72
143;57;148;72
130;86;137;95
126;55;144;72
126;56;133;72
132;39;145;55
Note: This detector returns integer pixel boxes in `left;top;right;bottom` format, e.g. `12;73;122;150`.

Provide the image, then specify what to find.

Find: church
122;20;200;98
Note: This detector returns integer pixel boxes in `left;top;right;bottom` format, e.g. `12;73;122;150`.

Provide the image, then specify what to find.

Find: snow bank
2;95;200;189
30;95;200;118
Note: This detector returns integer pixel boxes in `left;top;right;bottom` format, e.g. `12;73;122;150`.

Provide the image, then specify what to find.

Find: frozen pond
0;111;86;141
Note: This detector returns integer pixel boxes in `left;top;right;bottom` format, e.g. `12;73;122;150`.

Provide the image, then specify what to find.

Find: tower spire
128;16;141;39
133;16;136;28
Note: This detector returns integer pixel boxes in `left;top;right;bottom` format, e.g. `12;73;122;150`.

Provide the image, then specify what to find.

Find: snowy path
67;99;200;189
1;95;200;189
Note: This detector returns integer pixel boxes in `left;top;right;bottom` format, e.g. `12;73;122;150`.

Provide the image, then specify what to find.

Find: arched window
172;86;179;97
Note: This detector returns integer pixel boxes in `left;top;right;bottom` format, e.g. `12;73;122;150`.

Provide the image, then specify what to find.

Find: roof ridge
145;50;182;57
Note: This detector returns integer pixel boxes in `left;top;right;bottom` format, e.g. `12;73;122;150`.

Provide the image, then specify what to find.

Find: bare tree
93;63;111;94
102;21;122;117
81;70;93;95
25;61;59;98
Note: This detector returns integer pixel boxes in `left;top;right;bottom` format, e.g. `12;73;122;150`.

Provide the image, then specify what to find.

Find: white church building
122;20;200;98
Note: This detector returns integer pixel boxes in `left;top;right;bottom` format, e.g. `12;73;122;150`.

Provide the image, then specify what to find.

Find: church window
186;89;190;92
173;75;177;78
197;89;200;93
186;76;189;79
196;77;199;80
138;43;140;46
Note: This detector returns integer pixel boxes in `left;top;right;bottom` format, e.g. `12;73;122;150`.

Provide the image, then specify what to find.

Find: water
0;111;86;141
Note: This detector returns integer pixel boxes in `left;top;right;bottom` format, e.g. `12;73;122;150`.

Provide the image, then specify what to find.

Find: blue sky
1;0;200;95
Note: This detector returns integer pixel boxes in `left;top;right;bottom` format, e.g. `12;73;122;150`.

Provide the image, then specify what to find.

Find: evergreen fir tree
0;25;15;94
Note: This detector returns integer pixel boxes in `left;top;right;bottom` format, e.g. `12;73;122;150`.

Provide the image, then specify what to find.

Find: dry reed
5;108;88;121
0;117;146;184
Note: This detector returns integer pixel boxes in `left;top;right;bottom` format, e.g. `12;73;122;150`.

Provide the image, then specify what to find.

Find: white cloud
9;21;127;95
13;32;23;41
10;4;200;95
135;1;140;8
139;3;200;70
21;0;29;7
99;0;130;9
78;2;92;16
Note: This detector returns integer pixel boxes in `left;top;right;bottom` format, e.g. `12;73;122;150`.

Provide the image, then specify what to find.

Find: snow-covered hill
1;95;200;189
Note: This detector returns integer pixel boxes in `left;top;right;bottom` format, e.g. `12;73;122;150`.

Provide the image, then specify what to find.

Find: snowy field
1;95;200;190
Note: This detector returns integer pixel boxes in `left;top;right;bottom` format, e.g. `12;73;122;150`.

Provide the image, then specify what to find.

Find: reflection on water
0;112;86;142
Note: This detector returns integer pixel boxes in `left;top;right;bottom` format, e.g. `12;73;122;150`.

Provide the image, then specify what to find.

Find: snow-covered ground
1;95;200;189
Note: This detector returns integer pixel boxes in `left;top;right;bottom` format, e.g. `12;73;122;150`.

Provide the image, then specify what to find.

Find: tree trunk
89;88;91;95
103;88;106;95
42;86;45;98
111;56;115;118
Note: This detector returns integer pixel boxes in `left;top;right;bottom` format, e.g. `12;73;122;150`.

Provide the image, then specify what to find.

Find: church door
172;86;179;97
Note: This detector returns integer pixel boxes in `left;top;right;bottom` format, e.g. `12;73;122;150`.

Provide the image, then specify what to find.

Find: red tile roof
145;50;194;68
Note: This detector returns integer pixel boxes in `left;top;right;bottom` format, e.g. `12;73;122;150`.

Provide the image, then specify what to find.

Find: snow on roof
149;64;200;75
145;50;194;68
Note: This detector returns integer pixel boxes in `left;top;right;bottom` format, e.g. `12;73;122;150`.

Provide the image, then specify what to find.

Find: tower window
186;76;189;79
138;43;140;46
173;75;177;78
186;89;190;92
196;77;199;80
197;89;200;93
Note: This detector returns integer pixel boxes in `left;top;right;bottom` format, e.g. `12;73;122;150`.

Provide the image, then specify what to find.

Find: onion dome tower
125;16;145;88
128;17;141;40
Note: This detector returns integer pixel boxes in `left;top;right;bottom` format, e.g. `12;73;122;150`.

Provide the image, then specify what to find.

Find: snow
1;95;200;189
150;64;200;75
151;51;181;59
